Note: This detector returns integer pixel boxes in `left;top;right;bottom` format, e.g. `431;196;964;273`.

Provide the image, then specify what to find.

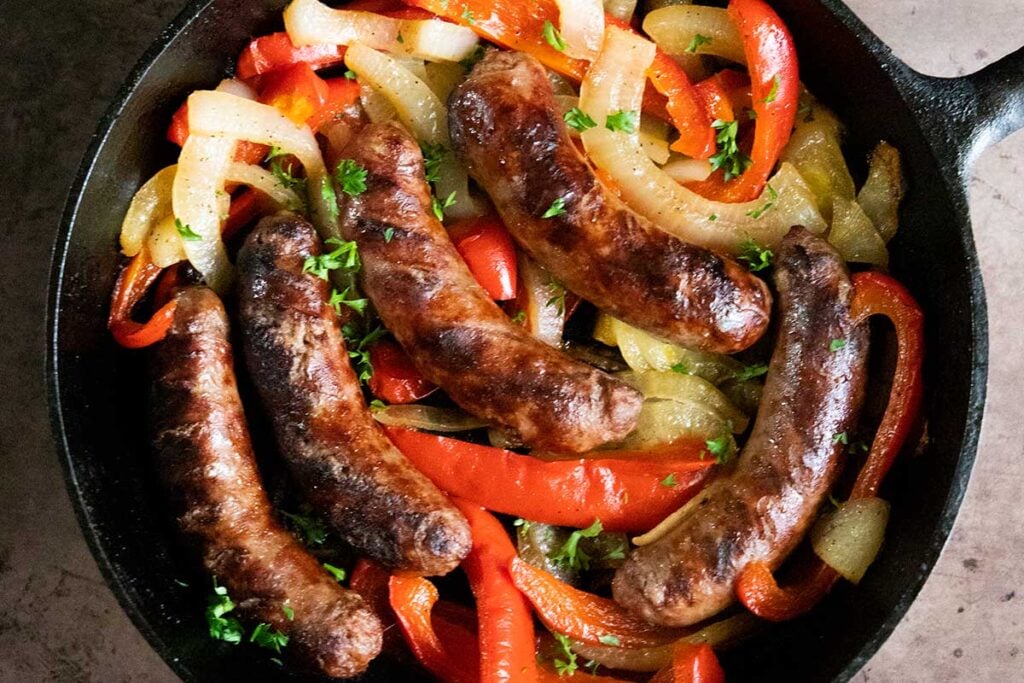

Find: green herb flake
335;159;368;198
250;623;289;654
205;580;244;644
461;7;476;24
661;473;678;488
542;197;568;219
563;107;597;132
598;634;622;647
511;310;526;324
708;213;718;222
546;279;566;315
745;183;778;219
670;362;689;375
553;632;579;676
322;563;347;583
369;398;386;411
830;338;847;352
271;157;307;197
832;432;849;445
543;20;567;52
432;191;457;221
737;239;773;271
551;519;603;571
704;434;733;465
605;110;639;134
302;237;360;281
709;119;753;182
265;146;288;162
175;218;202;242
763;75;781;104
329;287;369;316
734;362;768;382
513;517;532;532
281;511;328;547
421;143;447;185
396;32;404;44
343;322;386;384
383;227;396;243
282;604;295;621
686;34;713;53
343;69;358;80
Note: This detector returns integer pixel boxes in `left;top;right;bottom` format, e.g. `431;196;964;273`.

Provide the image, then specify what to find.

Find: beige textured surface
0;1;1020;681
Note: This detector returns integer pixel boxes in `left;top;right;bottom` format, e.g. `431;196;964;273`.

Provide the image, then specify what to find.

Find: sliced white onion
284;0;479;62
857;141;904;243
146;214;187;268
619;398;738;450
215;77;257;100
517;253;565;347
622;371;749;433
360;83;398;124
662;156;713;184
579;27;656;144
345;43;446;144
643;6;745;64
119;164;177;257
829;196;889;267
811;497;890;584
432;149;487;220
556;0;605;61
780;103;853;221
423;61;467;103
225;162;304;211
172;133;235;293
639;117;671;165
372;404;489;433
603;0;638;22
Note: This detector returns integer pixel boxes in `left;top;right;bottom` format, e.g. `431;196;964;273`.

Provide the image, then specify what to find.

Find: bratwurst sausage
237;214;471;575
449;50;772;355
151;286;382;677
612;228;869;626
337;122;643;454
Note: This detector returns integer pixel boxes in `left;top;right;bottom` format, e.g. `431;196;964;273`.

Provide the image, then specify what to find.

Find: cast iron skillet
46;0;1024;680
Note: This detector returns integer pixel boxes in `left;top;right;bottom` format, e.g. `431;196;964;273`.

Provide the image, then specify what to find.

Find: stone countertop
0;0;1020;680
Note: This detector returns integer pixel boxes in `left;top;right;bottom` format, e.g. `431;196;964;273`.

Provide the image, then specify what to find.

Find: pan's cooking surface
14;1;1015;683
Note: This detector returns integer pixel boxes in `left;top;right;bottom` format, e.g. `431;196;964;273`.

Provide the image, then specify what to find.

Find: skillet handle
965;46;1024;156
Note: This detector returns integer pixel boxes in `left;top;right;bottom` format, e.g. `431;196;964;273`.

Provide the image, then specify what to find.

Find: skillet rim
45;0;990;680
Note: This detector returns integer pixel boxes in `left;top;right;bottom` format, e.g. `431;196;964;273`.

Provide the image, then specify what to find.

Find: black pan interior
47;0;986;680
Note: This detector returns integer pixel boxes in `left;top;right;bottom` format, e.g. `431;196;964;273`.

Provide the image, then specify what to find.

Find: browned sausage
336;123;643;454
611;228;869;626
449;50;772;355
150;286;381;678
236;214;471;576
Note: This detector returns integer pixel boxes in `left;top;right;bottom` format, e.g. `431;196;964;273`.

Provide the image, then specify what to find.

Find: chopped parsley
661;473;678;488
737;239;773;271
396;32;404;44
329;287;369;316
763;75;781;104
709;119;753;181
745;183;778;219
383;227;396;243
322;563;347;583
282;511;328;547
175;218;202;242
369;398;386;411
605;110;639;134
670;362;690;375
686;34;713;53
543;20;567;52
552;632;579;676
734;362;769;382
271;156;307;196
830;338;847;352
461;7;476;24
206;580;244;644
335;159;368;197
704;434;733;465
250;623;289;654
598;634;622;647
302;237;360;281
421;143;447;184
511;310;527;324
513;517;531;532
282;604;295;621
708;213;718;222
542;197;568;219
343;322;387;384
551;519;604;571
344;69;358;80
432;191;457;221
832;432;849;445
563;107;597;132
546;279;567;315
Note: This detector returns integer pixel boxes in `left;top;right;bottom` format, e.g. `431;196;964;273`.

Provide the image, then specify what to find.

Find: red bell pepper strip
222;188;268;241
166;101;269;164
650;643;726;683
384;427;714;532
453;499;538;683
108;250;177;349
236;32;347;81
448;216;518;301
510;557;685;648
736;271;925;621
306;76;361;132
258;62;330;125
688;0;799;202
367;339;437;404
389;575;479;683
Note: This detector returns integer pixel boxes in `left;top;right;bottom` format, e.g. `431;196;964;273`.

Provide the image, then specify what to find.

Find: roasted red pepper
650;643;726;683
736;271;924;621
688;0;799;201
236;32;347;81
384;427;714;532
448;216;519;301
259;63;361;132
222;188;268;241
108;250;177;349
510;557;684;648
453;499;538;683
367;339;436;404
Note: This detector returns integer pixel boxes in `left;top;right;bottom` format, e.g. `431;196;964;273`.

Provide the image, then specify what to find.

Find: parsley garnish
329;287;369;316
709;119;753;181
686;34;713;53
421;143;447;184
282;511;328;547
563;107;597;132
553;632;579;676
763;75;781;104
598;634;622;647
832;432;849;445
661;473;678;488
670;362;689;375
369;398;386;411
546;279;566;315
745;183;778;219
704;434;733;465
343;322;386;384
323;563;347;583
302;237;360;281
511;310;526;324
513;517;531;532
250;623;289;654
282;604;294;621
708;213;718;222
542;197;568;219
175;218;202;242
543;20;567;52
734;362;768;382
396;32;404;44
335;159;368;197
432;191;457;221
344;69;358;80
551;519;604;570
461;7;476;24
206;580;244;644
737;239;773;271
605;110;639;134
271;156;307;196
265;146;288;162
830;338;847;352
383;227;396;243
